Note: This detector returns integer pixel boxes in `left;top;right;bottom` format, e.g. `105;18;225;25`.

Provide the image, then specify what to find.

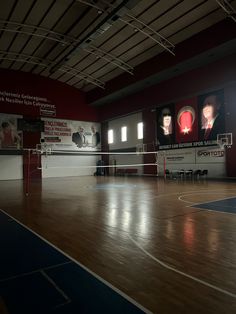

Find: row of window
108;122;143;144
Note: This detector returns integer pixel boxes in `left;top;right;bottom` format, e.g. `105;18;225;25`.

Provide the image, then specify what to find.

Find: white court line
178;193;236;216
136;189;236;208
189;194;236;207
178;196;194;204
0;209;152;314
41;270;71;303
0;261;72;283
131;189;224;204
128;235;236;299
178;193;236;206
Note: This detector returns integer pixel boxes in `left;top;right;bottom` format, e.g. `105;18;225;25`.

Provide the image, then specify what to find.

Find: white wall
42;155;100;178
109;154;143;175
108;112;144;174
108;112;143;150
158;147;226;178
0;155;23;180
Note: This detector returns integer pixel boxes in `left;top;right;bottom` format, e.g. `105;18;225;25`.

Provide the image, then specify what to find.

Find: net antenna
136;143;147;155
35;143;52;157
217;133;233;149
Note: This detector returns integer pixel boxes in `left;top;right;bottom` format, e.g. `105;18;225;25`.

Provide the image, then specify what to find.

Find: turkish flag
175;97;198;143
179;111;193;134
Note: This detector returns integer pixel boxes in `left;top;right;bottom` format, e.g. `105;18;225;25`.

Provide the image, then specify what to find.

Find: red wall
224;82;236;177
0;68;98;121
98;54;236;121
99;55;236;177
0;69;99;180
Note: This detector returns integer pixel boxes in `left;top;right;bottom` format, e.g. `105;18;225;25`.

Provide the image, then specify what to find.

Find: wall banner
42;118;101;151
158;147;225;166
0;113;23;149
0;90;55;113
159;139;217;150
158;148;195;165
196;147;225;163
157;89;225;150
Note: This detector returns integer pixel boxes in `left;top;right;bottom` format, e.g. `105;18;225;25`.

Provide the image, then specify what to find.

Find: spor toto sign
197;150;224;157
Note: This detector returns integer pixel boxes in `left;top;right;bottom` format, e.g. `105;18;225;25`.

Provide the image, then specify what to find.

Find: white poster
0;113;23;149
196;147;225;163
158;147;225;170
159;148;195;164
42;118;101;151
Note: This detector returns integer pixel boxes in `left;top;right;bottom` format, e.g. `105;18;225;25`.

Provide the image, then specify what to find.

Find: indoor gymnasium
0;1;236;313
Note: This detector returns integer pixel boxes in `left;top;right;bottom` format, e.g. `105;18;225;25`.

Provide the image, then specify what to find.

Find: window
121;126;127;142
137;122;143;139
108;129;114;144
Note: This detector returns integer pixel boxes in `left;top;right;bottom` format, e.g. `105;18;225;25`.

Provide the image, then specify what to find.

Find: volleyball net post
25;149;31;196
23;144;53;196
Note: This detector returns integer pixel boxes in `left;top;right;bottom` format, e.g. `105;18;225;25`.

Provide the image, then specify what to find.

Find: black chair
185;169;193;178
200;169;208;178
193;170;201;179
179;169;185;176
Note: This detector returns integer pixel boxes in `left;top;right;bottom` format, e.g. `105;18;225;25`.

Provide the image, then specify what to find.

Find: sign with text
159;148;195;165
158;147;225;167
196;147;225;163
41;118;101;151
0;90;55;114
159;139;217;150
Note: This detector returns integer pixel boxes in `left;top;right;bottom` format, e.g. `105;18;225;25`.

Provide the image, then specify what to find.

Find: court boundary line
40;270;72;309
179;193;236;206
128;235;236;299
0;209;152;314
0;261;72;283
137;188;236;204
178;193;236;215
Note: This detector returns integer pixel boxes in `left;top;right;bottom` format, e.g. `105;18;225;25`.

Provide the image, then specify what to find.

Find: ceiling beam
0;20;133;75
0;51;105;89
77;0;175;55
49;0;140;74
119;13;175;56
215;0;236;22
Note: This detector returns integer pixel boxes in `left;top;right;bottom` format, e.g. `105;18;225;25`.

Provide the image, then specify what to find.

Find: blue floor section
192;197;236;214
0;211;146;314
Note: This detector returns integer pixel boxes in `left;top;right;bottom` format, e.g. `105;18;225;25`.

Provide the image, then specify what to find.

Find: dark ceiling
0;0;235;104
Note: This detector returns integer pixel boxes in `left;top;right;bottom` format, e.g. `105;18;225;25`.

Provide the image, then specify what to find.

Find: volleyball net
22;143;165;195
35;143;160;172
22;133;234;195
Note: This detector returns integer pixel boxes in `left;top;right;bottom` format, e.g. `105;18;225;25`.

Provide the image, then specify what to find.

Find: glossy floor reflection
0;176;236;313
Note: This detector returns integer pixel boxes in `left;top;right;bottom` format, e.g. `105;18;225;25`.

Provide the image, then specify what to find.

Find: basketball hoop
217;133;233;150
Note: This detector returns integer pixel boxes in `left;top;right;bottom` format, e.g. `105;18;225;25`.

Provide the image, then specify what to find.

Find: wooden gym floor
0;176;236;313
